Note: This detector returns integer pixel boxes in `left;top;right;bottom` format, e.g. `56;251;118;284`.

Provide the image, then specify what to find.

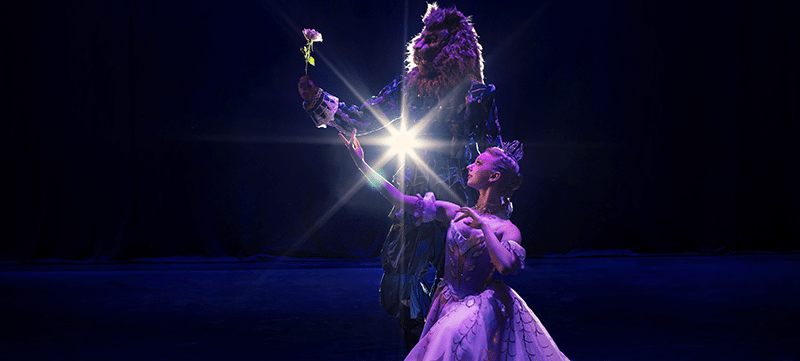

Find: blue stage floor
1;254;798;360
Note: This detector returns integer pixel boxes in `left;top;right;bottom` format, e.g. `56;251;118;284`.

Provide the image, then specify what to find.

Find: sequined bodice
443;221;497;299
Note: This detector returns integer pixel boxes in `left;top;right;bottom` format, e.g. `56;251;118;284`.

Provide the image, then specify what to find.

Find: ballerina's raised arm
339;129;522;274
339;130;462;224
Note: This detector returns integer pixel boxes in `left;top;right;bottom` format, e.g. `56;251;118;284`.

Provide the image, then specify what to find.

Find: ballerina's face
466;152;500;189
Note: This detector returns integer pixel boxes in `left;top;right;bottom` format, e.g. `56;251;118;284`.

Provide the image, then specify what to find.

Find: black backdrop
3;0;799;262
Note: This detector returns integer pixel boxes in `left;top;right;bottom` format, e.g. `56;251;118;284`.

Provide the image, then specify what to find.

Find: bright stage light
385;124;422;161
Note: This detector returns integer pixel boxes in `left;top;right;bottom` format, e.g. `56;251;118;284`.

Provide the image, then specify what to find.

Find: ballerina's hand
455;207;486;229
339;129;364;163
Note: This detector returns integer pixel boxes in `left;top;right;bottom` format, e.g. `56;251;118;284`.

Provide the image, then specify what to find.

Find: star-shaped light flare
380;118;423;165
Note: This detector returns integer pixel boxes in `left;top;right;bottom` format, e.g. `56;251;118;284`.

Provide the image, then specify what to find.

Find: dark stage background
3;0;799;262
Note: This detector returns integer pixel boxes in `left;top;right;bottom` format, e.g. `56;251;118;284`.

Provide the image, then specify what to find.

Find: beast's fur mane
405;3;484;100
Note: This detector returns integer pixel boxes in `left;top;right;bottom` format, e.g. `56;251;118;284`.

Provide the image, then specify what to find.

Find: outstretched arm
340;130;462;223
299;75;405;135
339;130;420;213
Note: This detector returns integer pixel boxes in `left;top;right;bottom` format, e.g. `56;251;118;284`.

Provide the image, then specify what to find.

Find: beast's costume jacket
304;74;503;320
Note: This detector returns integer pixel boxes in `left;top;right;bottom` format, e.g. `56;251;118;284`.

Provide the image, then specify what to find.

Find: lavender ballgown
404;218;570;361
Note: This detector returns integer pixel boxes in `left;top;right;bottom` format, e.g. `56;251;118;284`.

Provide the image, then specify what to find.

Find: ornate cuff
412;192;437;225
303;88;339;128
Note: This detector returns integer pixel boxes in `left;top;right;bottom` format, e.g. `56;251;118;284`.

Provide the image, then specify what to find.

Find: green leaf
308;56;315;66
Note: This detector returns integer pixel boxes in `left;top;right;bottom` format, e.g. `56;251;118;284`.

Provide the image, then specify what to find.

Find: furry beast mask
406;3;484;100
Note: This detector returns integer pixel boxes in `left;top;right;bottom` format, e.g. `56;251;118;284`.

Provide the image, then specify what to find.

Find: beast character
298;3;503;352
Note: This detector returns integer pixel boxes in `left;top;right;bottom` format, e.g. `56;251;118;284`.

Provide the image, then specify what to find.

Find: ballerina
340;130;569;361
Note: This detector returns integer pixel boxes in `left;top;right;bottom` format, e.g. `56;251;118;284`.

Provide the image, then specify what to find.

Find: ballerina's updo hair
484;141;524;212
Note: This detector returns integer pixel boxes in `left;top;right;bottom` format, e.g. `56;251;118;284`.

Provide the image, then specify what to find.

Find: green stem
303;42;311;74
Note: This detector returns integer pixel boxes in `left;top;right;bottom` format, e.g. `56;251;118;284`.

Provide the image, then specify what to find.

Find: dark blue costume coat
305;74;503;319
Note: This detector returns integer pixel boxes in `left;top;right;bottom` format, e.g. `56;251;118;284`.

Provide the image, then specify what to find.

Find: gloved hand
298;75;320;103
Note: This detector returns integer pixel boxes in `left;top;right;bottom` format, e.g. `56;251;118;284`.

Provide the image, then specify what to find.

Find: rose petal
303;28;322;42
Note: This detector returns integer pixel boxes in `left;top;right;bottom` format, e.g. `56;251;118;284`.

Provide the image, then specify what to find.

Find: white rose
302;29;322;42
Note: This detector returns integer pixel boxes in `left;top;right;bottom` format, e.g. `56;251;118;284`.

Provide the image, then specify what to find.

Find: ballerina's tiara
500;140;524;163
